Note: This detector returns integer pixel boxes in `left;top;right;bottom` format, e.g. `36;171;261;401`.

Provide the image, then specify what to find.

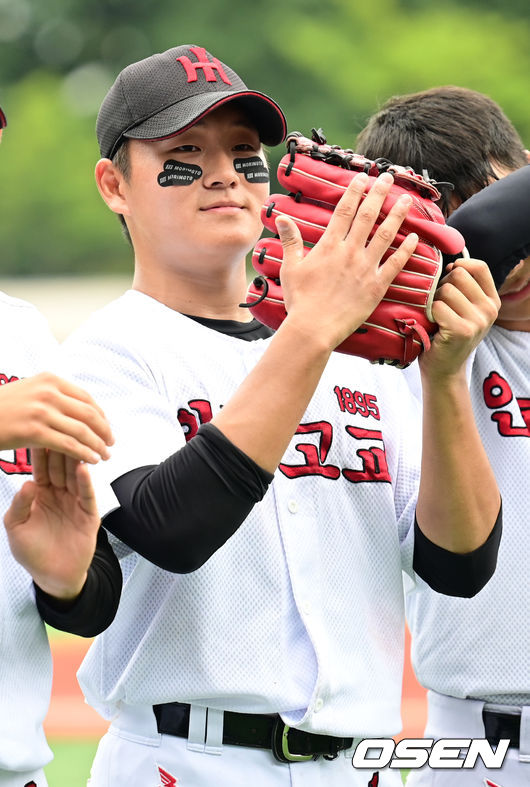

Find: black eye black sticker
234;156;269;183
158;160;202;187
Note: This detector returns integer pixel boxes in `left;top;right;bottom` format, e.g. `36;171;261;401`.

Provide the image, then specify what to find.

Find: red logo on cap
176;46;232;85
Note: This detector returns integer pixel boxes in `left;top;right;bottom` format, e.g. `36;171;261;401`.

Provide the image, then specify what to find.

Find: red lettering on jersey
491;411;529;437
0;374;32;475
177;399;214;442
484;780;501;787
0;447;32;475
342;426;391;483
279;421;341;479
518;397;530;431
483;371;513;408
0;373;19;386
368;773;379;787
176;46;232;84
333;386;380;419
483;371;529;437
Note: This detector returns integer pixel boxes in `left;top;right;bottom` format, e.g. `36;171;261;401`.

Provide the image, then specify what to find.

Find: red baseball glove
245;129;467;367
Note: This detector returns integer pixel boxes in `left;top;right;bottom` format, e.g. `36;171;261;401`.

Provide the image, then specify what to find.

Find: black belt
153;702;353;763
483;708;521;748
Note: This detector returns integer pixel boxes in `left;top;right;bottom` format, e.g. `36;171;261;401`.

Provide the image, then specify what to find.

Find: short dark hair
111;141;132;245
355;86;527;215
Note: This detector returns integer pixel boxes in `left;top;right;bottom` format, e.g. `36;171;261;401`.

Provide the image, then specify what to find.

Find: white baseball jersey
0;291;58;771
406;325;530;704
60;289;424;738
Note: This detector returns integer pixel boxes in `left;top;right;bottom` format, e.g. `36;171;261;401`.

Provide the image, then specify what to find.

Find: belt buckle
271;718;313;763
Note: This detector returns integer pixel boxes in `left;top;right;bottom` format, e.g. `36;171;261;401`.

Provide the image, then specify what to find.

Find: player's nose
202;150;238;189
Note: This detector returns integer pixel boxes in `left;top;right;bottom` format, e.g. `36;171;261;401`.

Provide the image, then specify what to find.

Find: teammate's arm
0;372;114;463
415;258;502;554
4;448;122;634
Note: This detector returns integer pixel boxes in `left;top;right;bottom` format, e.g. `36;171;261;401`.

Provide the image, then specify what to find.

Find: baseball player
0;106;122;787
59;47;501;787
357;85;530;785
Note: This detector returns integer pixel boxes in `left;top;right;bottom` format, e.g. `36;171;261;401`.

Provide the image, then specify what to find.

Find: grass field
45;740;98;786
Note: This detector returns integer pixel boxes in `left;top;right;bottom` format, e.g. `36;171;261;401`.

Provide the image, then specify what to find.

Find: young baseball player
357;86;530;785
59;49;502;787
0;106;122;787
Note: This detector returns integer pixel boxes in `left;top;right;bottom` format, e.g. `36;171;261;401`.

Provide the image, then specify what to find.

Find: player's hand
3;448;101;599
0;372;114;463
276;172;418;350
419;258;500;379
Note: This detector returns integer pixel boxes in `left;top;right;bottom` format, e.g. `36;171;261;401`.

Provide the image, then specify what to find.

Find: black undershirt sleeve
34;526;123;637
104;422;274;573
413;503;502;597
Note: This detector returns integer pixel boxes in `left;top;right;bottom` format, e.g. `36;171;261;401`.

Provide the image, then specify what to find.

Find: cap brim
123;90;286;148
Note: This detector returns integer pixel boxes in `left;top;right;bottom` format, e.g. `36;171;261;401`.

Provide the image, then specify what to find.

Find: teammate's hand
0;372;114;463
419;258;500;379
275;172;418;351
3;448;101;599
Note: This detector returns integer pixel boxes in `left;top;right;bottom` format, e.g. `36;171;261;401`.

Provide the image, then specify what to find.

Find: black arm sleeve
34;526;122;637
103;422;274;574
447;165;530;287
413;503;502;598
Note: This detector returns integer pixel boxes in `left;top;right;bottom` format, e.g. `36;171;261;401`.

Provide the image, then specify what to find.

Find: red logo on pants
158;767;178;786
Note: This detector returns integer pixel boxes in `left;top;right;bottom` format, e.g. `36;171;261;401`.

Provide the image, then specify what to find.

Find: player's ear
525;149;530;164
95;158;130;217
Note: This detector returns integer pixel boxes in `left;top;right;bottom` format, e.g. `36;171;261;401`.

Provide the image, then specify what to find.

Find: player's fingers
27;425;102;464
435;267;500;324
34;407;112;462
56;394;114;451
30;372;112;445
56;377;109;421
31;447;51;486
450;258;501;305
75;462;99;518
363;193;413;264
376;232;419;288
3;481;36;528
47;450;67;489
276;215;305;266
344;172;397;249
325;172;369;241
65;455;79;497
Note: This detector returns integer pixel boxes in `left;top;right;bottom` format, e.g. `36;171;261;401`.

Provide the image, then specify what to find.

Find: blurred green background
1;0;529;279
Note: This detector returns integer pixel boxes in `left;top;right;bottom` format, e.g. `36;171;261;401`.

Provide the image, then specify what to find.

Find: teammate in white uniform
0;106;121;787
357;86;530;785
60;49;502;787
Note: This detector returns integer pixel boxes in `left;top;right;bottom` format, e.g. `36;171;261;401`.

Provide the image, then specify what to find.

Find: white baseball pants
405;691;530;787
87;703;404;787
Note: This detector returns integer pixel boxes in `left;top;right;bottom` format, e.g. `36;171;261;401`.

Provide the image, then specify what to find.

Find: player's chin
216;221;263;250
496;298;530;324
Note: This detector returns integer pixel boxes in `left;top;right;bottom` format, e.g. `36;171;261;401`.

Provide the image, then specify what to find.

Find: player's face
496;256;530;331
122;104;269;268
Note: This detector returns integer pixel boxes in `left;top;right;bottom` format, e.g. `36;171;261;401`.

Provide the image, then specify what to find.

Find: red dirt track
44;628;427;740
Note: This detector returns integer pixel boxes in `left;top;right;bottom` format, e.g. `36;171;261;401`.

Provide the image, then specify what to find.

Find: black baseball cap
0;107;6;128
97;44;287;160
